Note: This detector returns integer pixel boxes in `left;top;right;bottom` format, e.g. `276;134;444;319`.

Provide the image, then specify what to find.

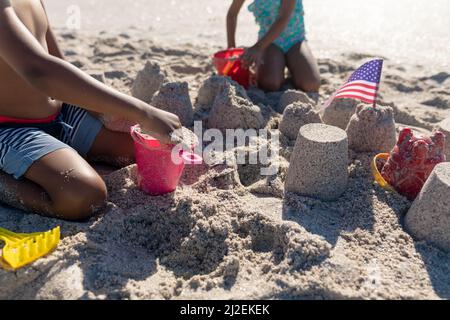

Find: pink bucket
130;125;202;195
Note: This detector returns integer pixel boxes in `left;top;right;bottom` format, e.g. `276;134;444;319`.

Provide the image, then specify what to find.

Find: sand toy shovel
0;226;60;270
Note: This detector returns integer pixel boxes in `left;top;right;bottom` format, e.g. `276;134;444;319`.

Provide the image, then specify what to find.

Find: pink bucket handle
130;125;162;149
180;151;203;165
130;126;146;145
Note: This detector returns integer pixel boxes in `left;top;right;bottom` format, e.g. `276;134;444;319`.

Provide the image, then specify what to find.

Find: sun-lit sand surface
44;0;450;71
1;0;450;300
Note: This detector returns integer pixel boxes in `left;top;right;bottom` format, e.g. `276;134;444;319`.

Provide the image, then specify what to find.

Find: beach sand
1;0;450;300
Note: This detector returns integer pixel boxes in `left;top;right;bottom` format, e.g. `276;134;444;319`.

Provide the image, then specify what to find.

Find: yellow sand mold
0;226;60;270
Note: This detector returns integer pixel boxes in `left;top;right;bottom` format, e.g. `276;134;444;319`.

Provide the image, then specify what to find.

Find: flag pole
373;59;384;109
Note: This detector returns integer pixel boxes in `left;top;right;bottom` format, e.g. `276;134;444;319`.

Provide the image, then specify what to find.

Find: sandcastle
277;90;315;114
207;83;265;131
180;151;242;191
131;61;167;103
279;102;323;140
322;98;360;130
435;117;450;160
196;75;248;113
346;104;397;153
285;123;348;201
151;81;194;127
405;162;450;252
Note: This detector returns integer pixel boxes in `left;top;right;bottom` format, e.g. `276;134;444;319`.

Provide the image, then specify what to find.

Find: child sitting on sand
227;0;320;92
0;0;181;221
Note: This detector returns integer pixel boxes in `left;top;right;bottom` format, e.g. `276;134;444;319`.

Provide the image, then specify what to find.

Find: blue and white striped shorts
0;103;103;179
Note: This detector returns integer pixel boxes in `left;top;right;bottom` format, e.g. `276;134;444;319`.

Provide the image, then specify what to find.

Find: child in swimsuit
0;0;181;221
227;0;320;92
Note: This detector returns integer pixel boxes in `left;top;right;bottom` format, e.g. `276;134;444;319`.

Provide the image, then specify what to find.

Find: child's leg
88;127;135;167
2;148;107;221
285;41;321;92
257;44;286;92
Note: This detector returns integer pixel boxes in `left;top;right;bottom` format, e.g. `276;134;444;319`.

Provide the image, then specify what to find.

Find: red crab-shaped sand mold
381;128;446;200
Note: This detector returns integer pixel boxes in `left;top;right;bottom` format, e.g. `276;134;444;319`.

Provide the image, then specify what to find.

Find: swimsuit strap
0;112;60;124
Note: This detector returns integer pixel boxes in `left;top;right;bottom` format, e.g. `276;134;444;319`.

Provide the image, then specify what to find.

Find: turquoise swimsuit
248;0;306;53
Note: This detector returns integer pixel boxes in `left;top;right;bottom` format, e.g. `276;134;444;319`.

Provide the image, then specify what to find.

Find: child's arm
40;0;65;60
242;0;296;66
0;1;180;144
226;0;246;48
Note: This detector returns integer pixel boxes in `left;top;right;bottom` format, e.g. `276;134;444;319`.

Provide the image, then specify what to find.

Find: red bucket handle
180;150;203;165
130;125;162;149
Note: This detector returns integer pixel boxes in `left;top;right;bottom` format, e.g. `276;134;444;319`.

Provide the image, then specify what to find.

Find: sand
285;124;348;201
2;10;450;299
322;98;360;130
346;104;397;153
151;82;194;127
435;118;450;160
277;90;316;114
207;82;265;131
170;127;199;148
131;61;167;104
405;163;450;252
279;102;323;141
196;75;249;114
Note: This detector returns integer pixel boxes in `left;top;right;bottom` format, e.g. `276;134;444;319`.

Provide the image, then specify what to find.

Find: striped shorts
0;103;103;179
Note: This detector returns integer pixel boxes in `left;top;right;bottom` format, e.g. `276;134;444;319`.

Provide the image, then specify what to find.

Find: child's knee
295;77;321;92
258;78;283;92
53;175;107;221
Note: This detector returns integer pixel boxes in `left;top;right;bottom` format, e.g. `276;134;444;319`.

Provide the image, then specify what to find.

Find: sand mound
181;152;243;191
322;98;360;130
405;163;450;252
346;104;397;153
279;102;323;140
24;163;328;298
196;76;248;113
435;117;450;160
247;88;270;106
232;138;276;186
207;84;265;131
277;90;316;114
151;81;194;126
131;61;167;103
247;156;289;198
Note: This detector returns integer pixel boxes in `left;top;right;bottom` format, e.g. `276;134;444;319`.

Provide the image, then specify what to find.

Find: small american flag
322;59;384;110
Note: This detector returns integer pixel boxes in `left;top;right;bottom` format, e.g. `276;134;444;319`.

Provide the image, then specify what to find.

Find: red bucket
130;125;202;195
213;48;252;89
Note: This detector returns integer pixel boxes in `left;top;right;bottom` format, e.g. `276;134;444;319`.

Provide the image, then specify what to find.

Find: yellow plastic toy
0;226;60;270
371;153;397;193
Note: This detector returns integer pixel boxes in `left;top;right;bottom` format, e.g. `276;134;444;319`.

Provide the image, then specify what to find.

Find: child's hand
242;44;264;69
140;108;182;145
